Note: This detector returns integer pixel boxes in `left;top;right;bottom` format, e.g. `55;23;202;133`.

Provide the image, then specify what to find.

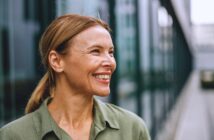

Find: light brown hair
25;14;111;113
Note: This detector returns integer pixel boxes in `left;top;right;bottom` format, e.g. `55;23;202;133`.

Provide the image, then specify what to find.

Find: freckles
94;59;102;64
91;59;102;65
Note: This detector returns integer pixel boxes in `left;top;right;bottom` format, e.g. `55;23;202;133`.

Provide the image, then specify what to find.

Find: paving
156;71;214;140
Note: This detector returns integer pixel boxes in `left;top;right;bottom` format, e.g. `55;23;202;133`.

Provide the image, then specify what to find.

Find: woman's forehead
78;25;110;37
70;26;113;47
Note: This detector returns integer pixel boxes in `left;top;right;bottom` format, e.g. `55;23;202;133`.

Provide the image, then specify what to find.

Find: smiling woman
53;25;116;97
0;14;150;140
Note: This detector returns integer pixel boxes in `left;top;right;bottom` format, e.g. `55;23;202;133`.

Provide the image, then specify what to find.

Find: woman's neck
48;89;94;129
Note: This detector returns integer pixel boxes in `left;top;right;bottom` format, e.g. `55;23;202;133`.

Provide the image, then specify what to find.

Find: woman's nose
101;53;116;68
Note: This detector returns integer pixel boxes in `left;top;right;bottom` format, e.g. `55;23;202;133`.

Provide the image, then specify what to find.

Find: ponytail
25;72;50;114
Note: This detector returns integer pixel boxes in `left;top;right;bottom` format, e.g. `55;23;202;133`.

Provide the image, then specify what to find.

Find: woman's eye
91;49;100;55
109;50;114;57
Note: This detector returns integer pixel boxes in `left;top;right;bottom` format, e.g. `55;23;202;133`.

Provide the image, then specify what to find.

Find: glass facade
0;0;57;125
115;0;139;114
0;0;193;139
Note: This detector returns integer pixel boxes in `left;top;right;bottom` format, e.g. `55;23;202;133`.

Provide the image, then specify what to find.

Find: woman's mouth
93;74;111;84
95;74;110;79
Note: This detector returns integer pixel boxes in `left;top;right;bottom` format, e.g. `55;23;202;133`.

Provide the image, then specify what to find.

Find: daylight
191;0;214;24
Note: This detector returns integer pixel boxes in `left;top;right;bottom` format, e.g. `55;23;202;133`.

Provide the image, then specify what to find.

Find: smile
95;74;111;80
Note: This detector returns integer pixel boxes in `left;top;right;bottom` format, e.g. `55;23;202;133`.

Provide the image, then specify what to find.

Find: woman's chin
94;90;110;97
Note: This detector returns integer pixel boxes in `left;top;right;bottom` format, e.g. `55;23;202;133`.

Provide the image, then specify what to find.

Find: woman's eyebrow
87;45;114;50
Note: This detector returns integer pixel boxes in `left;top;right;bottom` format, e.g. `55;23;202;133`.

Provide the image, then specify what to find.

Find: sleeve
139;126;151;140
136;118;151;140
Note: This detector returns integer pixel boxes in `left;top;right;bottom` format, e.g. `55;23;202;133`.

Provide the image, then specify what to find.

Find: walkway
156;70;214;140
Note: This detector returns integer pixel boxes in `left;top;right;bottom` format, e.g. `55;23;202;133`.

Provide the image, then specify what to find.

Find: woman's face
60;25;116;97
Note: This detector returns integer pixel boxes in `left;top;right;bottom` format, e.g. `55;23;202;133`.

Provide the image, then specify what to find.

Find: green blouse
0;98;150;140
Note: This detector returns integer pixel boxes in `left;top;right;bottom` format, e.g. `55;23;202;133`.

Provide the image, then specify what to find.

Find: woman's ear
48;50;64;73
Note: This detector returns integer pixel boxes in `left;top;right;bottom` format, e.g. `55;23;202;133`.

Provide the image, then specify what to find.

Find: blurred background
0;0;214;140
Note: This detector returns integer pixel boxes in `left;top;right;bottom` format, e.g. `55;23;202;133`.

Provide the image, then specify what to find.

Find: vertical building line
134;0;143;116
108;0;118;105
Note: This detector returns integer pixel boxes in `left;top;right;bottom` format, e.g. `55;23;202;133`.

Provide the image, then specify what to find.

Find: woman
0;14;150;140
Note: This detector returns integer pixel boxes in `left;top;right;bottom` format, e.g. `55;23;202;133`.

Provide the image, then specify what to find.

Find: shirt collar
33;98;62;139
33;97;120;139
93;98;120;130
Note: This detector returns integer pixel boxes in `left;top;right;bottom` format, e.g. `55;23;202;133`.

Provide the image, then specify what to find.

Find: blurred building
0;0;193;139
193;25;214;69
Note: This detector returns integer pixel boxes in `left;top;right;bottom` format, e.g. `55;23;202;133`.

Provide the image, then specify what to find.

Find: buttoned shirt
0;98;150;140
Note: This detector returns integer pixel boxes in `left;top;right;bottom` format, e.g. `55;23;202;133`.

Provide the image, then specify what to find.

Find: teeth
95;75;110;79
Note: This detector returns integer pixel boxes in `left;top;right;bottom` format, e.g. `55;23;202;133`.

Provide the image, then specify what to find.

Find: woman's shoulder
96;99;151;139
96;99;147;128
0;112;36;139
108;103;145;123
1;112;34;130
106;103;137;117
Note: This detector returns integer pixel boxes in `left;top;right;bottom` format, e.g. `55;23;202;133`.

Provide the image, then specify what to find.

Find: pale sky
191;0;214;24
